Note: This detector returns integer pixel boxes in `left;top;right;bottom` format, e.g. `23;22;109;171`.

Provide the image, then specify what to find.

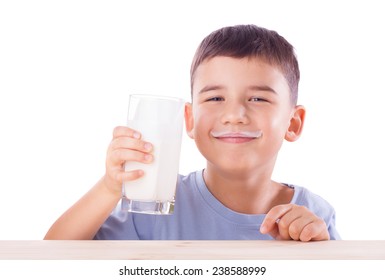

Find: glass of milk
121;94;185;214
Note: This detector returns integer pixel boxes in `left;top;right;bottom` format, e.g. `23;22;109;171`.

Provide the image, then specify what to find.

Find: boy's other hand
102;126;153;194
260;204;330;242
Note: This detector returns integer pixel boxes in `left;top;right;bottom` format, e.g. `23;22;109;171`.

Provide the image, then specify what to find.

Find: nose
220;100;249;125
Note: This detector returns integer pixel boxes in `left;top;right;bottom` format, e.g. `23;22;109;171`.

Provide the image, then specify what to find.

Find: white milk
123;120;183;201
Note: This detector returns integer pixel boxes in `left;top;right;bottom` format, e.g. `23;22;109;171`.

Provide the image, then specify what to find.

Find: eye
249;97;268;102
206;96;224;102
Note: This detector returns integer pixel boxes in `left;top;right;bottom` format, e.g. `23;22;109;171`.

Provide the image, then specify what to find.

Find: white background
0;0;384;240
1;260;384;280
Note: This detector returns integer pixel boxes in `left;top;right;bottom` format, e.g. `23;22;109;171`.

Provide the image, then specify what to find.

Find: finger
110;169;145;184
110;136;153;153
277;205;309;240
118;170;145;183
113;126;141;139
260;204;293;235
109;149;153;165
286;215;314;241
299;219;330;241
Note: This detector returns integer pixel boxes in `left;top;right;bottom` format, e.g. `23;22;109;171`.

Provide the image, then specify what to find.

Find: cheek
259;111;291;141
191;110;214;150
192;107;212;132
192;115;208;139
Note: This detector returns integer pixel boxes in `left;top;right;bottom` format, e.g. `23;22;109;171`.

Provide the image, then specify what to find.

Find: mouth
210;130;263;143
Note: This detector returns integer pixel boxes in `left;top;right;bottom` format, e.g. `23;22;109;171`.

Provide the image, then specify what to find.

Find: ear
285;105;306;142
185;102;195;139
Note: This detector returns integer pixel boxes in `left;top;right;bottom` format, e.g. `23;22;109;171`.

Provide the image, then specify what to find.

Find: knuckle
294;205;308;213
299;205;307;211
113;149;125;161
315;217;326;226
113;126;123;137
289;223;301;237
111;149;129;164
278;219;289;230
300;225;314;241
111;137;130;150
109;138;120;150
113;126;134;138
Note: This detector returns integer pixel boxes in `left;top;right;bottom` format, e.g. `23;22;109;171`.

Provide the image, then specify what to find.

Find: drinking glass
122;94;185;214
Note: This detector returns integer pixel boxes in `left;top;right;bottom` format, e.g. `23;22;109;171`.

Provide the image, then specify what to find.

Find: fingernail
133;132;141;139
145;154;153;162
144;143;152;151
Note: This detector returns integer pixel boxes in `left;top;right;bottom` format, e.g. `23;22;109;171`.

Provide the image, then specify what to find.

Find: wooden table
1;240;384;259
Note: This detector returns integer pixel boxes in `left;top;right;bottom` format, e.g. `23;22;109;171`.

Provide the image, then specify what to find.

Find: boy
45;24;340;241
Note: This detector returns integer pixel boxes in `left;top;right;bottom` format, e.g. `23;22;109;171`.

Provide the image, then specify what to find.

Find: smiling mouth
210;130;263;143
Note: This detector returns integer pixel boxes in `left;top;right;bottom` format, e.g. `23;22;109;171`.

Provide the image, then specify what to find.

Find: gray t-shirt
94;170;340;240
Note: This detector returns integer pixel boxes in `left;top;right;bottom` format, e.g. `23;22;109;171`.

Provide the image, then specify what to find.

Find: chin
211;161;257;176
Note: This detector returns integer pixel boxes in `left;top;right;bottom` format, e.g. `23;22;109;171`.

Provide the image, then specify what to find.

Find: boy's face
185;56;305;176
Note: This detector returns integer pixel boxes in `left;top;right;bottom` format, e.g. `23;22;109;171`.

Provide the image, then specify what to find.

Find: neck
203;163;292;214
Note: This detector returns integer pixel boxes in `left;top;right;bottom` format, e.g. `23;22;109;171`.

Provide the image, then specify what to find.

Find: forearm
44;177;121;240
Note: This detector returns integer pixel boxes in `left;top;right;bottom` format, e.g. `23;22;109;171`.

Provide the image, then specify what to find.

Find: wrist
100;175;122;198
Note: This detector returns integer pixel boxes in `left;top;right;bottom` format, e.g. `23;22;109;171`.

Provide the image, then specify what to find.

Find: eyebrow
198;85;224;94
198;84;277;95
248;85;277;95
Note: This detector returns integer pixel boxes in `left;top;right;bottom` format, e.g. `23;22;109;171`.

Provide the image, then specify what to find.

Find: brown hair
190;24;300;105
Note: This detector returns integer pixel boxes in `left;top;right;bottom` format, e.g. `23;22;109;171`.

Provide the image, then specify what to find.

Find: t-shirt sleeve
326;211;341;240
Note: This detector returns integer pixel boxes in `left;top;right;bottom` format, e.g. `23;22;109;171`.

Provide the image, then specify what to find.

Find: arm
260;204;330;242
44;126;153;240
44;178;121;240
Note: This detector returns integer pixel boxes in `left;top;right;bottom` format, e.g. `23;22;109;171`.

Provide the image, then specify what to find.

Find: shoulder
177;171;200;186
176;170;203;195
175;170;205;205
